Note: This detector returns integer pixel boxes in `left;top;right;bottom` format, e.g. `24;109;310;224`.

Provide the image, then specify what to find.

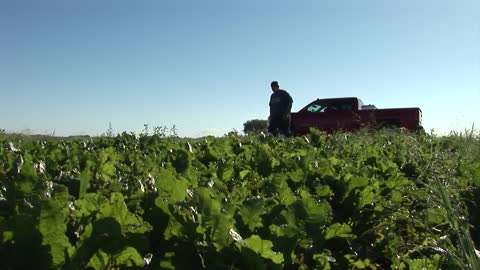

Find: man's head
270;81;279;92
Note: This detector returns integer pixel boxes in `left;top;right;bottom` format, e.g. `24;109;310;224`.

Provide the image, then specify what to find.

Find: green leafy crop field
1;129;479;269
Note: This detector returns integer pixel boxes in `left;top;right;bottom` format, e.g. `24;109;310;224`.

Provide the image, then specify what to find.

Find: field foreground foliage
0;129;479;269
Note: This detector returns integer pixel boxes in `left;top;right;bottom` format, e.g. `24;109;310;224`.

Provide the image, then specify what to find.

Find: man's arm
286;92;293;114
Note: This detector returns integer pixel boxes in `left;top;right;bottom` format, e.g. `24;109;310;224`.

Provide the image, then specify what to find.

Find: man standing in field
268;81;293;137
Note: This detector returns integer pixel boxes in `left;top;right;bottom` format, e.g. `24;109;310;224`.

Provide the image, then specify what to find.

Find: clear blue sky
1;0;479;137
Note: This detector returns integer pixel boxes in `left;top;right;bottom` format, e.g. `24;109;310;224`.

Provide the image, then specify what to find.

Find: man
268;81;293;137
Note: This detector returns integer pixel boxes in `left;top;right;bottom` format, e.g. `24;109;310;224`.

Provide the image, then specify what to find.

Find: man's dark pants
268;116;291;137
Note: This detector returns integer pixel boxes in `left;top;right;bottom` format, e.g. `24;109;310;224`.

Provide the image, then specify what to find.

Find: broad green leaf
157;194;201;242
239;169;250;180
328;156;341;166
155;198;183;240
273;175;296;206
313;252;335;269
79;159;95;198
269;224;300;262
96;147;118;182
195;188;222;215
218;164;234;181
208;215;233;251
281;205;298;227
86;249;109;270
73;192;109;220
4;152;18;175
195;188;234;250
239;198;265;231
170;148;191;173
316;157;335;177
39;186;74;268
344;176;369;200
288;168;305;183
244;235;284;264
2;231;14;243
315;185;333;198
344;254;378;269
301;194;332;225
114;247;144;267
19;153;35;177
17;153;37;194
425;208;447;224
325;223;355;240
391;190;403;203
269;224;300;239
358;186;377;208
98;192;152;234
156;168;188;202
385;175;410;189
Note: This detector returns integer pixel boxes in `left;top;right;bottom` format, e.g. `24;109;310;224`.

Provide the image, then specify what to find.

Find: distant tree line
243;119;267;134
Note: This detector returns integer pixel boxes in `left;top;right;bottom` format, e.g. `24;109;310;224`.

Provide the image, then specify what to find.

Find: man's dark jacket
269;89;293;118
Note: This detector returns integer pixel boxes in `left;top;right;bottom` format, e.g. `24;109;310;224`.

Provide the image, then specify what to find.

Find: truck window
306;103;327;112
332;102;352;111
304;100;353;113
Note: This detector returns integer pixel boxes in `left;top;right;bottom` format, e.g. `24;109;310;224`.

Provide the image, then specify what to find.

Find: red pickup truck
290;97;422;135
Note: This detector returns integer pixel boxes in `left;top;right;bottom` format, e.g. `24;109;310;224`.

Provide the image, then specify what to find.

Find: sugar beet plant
0;129;479;269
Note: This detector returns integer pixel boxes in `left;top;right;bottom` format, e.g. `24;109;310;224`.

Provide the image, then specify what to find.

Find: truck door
297;101;356;132
324;102;357;131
